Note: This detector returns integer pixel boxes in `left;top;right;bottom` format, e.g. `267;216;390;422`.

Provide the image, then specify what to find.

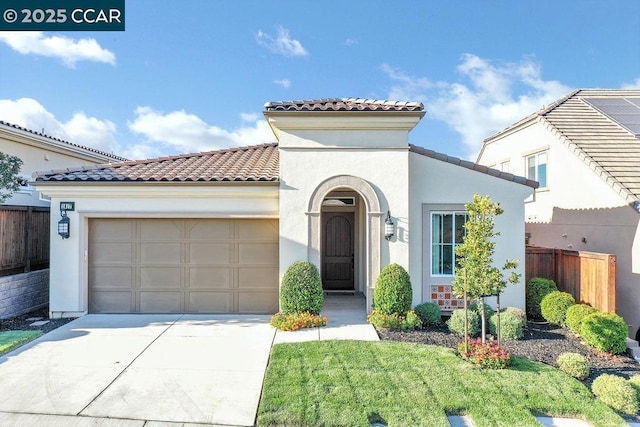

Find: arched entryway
306;175;383;312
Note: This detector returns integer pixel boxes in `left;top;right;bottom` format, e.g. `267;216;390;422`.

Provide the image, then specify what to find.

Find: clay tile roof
0;120;127;162
33;143;279;183
263;98;424;112
409;144;538;189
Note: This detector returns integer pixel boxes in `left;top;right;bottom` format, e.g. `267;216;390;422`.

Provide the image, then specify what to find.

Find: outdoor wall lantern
384;210;394;241
58;212;70;239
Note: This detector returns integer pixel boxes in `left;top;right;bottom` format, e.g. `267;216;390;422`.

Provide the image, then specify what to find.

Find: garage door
88;218;279;313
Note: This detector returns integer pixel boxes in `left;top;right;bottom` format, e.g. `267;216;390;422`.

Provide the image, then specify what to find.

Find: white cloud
0;98;121;155
383;55;570;158
0;31;115;67
256;26;308;57
344;38;358;46
274;79;291;88
621;78;640;89
127;107;275;158
240;112;259;122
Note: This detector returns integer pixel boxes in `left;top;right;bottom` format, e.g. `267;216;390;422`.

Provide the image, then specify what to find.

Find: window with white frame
500;160;510;173
431;212;468;276
526;151;547;188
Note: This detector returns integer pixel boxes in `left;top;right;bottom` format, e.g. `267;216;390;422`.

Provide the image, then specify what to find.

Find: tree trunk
480;296;486;344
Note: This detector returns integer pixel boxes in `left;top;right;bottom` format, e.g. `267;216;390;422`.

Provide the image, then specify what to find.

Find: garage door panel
238;219;278;240
189;267;231;289
189;243;231;264
90;292;133;313
140;243;181;263
92;242;133;264
239;243;278;265
140;267;181;288
239;291;278;313
140;292;181;313
186;292;232;312
140;219;183;240
188;220;232;239
238;267;279;289
89;218;278;314
90;219;134;239
90;266;133;287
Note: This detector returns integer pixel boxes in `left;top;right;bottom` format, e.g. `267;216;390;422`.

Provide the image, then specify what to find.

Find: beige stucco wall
409;152;532;310
35;183;279;317
2;128;121;207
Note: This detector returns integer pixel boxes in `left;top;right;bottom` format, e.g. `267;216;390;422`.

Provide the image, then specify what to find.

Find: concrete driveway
0;314;275;427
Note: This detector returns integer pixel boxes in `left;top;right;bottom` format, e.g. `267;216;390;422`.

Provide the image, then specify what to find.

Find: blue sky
1;1;639;161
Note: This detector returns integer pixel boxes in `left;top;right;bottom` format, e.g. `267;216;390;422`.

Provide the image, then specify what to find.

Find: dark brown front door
322;212;354;290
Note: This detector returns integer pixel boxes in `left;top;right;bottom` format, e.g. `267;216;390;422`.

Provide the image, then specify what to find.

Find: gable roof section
34;143;279;183
264;98;424;112
485;89;640;208
409;145;538;188
1;120;127;162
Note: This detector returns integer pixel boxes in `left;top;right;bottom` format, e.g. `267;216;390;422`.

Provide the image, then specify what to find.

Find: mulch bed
378;321;640;387
0;306;73;334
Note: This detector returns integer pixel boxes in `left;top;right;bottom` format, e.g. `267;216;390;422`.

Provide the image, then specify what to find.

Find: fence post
23;206;32;273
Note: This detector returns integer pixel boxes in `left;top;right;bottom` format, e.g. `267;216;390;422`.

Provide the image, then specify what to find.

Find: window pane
538;152;547;187
454;214;467;244
442;214;453;243
442;244;453;275
431;243;441;275
526;155;536;180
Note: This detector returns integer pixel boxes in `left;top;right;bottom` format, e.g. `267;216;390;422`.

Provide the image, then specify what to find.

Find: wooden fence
0;206;50;276
525;246;616;313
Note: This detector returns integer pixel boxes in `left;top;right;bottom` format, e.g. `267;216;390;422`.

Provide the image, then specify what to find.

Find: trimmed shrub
526;277;557;321
279;261;324;315
629;375;640;404
504;306;526;321
489;310;525;340
414;302;441;326
580;312;628;354
468;301;495;320
373;264;413;315
557;352;590;380
565;304;598;335
367;309;421;331
540;291;575;325
592;374;638;415
447;308;480;337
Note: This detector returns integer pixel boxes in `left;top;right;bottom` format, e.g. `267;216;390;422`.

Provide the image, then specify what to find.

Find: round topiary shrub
565;304;598;335
279;261;324;315
504;306;526;321
447;308;480;337
468;300;495;320
414;302;441;326
489;310;525;340
540;291;575;325
526;277;558;321
373;264;412;315
580;312;628;354
592;374;638;415
557;352;590;380
629;375;640;403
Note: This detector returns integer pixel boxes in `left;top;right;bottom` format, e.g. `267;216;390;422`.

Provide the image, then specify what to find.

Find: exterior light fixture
384;210;394;241
58;212;70;239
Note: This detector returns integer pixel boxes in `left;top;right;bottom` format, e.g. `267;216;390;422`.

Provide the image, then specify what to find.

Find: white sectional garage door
88;218;279;314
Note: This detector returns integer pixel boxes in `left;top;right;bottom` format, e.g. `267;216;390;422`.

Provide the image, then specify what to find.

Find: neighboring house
0;120;127;207
477;89;640;339
33;98;535;318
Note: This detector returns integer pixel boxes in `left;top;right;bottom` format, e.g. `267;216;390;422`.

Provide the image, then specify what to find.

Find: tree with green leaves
452;194;520;347
0;152;23;203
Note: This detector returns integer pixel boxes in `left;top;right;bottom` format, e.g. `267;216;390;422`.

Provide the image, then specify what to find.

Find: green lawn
0;330;42;355
258;340;625;427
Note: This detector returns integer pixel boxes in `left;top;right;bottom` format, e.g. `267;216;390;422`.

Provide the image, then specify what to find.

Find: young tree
452;194;520;346
0;152;23;203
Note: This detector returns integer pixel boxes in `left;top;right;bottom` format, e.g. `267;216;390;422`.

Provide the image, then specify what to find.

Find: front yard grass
0;330;42;356
258;340;625;427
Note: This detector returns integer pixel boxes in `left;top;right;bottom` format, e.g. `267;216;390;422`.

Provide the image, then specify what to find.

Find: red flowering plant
270;312;327;331
457;338;511;369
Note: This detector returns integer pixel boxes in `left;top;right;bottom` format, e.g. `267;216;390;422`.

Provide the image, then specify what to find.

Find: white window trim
525;150;548;189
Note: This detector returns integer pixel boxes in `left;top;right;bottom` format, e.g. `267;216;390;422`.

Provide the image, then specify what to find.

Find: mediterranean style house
33;98;535;318
478;89;640;339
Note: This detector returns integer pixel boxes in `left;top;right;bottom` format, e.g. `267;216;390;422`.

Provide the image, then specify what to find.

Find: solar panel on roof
584;98;640;136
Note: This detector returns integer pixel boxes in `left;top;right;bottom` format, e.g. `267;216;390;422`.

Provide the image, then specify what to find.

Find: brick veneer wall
0;269;49;319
